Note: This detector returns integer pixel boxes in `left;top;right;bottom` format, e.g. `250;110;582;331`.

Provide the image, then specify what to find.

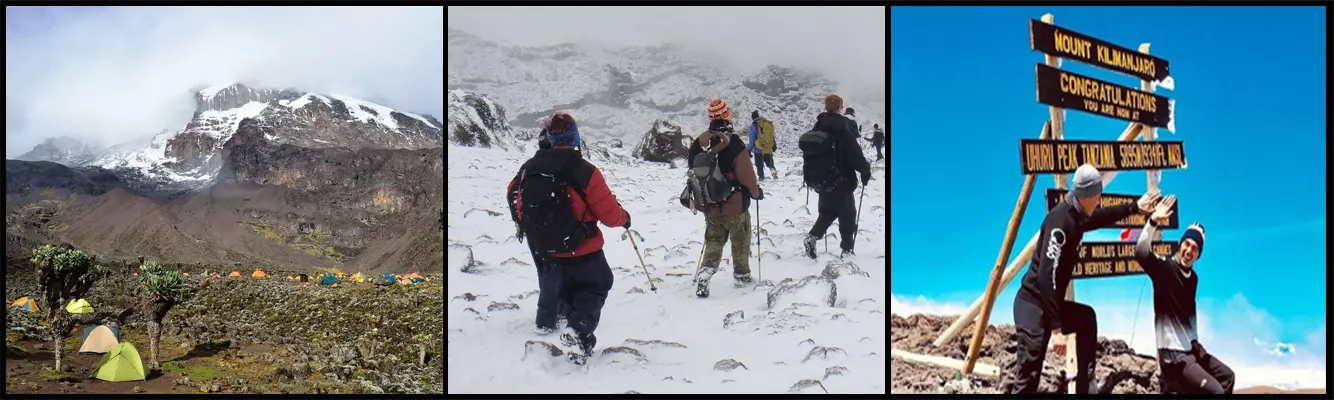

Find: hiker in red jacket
506;111;627;365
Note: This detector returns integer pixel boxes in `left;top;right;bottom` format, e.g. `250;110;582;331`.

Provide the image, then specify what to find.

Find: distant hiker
506;111;627;364
1135;208;1235;394
748;110;778;180
799;94;871;259
682;97;763;298
867;123;884;161
1003;164;1161;394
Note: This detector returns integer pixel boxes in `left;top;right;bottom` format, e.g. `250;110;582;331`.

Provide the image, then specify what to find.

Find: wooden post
962;121;1052;374
1139;43;1165;244
1042;13;1067;195
937;124;1144;348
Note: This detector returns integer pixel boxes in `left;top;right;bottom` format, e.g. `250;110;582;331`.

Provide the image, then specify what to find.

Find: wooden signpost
1020;139;1187;175
949;14;1184;395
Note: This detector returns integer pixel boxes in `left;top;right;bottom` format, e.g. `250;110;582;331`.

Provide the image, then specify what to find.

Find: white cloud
5;6;444;158
891;291;1327;389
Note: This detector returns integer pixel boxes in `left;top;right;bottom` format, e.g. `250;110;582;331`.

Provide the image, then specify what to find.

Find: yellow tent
252;270;267;278
350;272;365;283
66;298;95;314
11;297;39;312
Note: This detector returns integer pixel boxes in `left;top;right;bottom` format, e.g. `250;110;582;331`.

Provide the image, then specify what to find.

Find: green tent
319;274;339;286
90;342;147;382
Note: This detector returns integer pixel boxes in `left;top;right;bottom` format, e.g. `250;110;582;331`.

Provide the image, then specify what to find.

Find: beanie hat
1071;164;1103;199
544;112;580;147
873;123;879;129
708;118;734;133
845;107;855;116
1181;222;1205;257
751;110;760;121
707;97;732;121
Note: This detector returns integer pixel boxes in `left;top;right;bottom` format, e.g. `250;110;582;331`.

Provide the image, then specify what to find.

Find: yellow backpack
755;119;775;154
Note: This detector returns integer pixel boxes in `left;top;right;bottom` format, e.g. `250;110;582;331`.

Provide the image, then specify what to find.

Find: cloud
446;6;885;100
4;6;444;158
891;291;1327;389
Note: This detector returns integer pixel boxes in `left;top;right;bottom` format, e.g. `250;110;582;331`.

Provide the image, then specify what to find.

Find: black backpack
509;159;596;259
686;150;736;211
799;128;843;193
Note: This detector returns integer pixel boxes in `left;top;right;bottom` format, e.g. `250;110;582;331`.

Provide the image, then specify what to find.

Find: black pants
1005;295;1099;394
548;250;614;349
810;188;857;251
1158;349;1235;394
874;144;883;160
533;251;567;331
754;152;776;178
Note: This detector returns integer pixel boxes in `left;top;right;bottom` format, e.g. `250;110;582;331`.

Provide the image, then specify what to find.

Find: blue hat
544;112;580;147
1181;222;1205;257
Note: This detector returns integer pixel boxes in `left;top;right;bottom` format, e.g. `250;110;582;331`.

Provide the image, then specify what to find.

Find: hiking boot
695;265;717;298
804;234;818;259
534;326;557;336
771;171;778;179
733;273;753;287
559;329;595;365
840;249;855;259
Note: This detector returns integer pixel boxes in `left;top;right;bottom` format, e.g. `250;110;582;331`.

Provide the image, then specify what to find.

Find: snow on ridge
197;84;234;100
330;94;401;131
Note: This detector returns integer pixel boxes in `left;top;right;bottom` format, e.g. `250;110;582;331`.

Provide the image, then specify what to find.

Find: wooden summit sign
1046;189;1179;229
1036;64;1172;128
1073;241;1179;279
1019;139;1186;175
1030;19;1171;82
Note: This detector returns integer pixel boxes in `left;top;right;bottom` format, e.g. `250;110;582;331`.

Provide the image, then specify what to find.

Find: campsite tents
90;342;147;382
11;297;39;312
228;271;241;277
79;325;122;354
350;272;366;283
298;274;310;283
252;270;267;278
319;274;339;286
66;298;95;314
376;273;398;286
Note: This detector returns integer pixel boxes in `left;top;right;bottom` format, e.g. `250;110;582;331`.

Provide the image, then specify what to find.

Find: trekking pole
756;198;762;282
626;228;656;291
853;184;866;243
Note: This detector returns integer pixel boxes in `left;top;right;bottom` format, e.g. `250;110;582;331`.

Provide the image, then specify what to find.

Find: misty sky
448;6;885;97
5;6;444;158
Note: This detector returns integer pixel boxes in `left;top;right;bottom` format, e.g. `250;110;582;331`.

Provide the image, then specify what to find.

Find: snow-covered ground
447;143;887;394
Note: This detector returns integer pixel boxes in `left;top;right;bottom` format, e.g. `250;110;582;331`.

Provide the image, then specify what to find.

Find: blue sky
890;6;1325;386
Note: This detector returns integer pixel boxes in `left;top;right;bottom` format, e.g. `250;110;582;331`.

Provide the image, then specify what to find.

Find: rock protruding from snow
788;379;828;394
631;119;690;163
821;261;871;280
599;346;648;364
486;301;519;312
622;339;687;349
766;275;837;309
196;83;301;112
801;346;847;363
723;310;745;329
522;340;564;360
448;90;520;151
712;359;748;372
823;366;848;380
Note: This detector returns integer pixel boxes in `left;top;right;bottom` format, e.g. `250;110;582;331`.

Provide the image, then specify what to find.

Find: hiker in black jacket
867;124;884;161
802;94;871;259
1003;164;1161;394
1135;200;1235;394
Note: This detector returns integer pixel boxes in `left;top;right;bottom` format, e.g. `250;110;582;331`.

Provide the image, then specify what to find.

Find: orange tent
401;273;425;280
330;283;341;288
251;270;267;278
228;271;241;277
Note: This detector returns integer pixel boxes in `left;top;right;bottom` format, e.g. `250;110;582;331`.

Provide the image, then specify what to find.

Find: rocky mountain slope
448;28;885;158
14;136;104;166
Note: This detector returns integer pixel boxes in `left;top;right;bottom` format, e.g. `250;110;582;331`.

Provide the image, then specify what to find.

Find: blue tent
319;274;339;286
376;273;397;286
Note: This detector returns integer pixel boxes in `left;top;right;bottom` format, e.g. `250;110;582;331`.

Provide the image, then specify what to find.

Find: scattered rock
821;261;870;280
788;379;828;394
508;290;539;301
622;339;687;349
600;346;648;364
523;340;564;360
766;275;836;309
463;308;480;315
823;366;848;380
801;346;847;363
721;379;735;384
626;287;645;294
452;293;478;302
713;359;748;371
723;310;745;329
486;301;519;312
797;338;816;348
859;336;872;343
661;376;693;384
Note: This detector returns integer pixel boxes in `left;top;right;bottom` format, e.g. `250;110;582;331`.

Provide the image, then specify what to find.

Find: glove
754;187;764;200
622;212;631;229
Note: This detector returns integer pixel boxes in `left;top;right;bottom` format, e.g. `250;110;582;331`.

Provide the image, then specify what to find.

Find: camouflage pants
700;211;752;276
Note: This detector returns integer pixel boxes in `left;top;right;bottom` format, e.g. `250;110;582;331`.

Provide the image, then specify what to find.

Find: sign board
1036;64;1172;128
1030;19;1172;82
1072;241;1179;279
1019;139;1186;175
1046;189;1179;229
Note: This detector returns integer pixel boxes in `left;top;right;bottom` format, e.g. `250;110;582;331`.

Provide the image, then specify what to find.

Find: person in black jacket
1135;202;1235;394
802;94;872;259
868;123;884;161
1003;164;1161;394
